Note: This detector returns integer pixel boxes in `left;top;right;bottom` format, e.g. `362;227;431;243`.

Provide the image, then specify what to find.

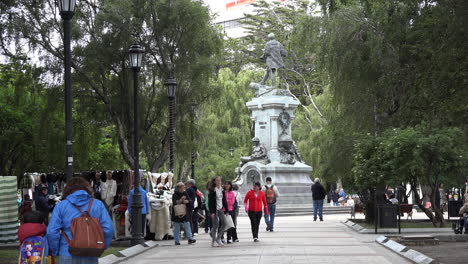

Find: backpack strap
85;198;94;216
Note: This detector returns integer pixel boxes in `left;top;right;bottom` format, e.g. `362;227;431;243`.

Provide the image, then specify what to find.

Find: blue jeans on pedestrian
313;199;324;219
173;221;192;243
264;203;276;231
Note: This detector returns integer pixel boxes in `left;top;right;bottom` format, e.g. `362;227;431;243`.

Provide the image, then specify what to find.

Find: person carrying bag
47;177;114;264
171;182;196;245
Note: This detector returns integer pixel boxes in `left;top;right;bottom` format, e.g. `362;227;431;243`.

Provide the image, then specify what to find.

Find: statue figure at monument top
239;137;269;167
259;33;287;87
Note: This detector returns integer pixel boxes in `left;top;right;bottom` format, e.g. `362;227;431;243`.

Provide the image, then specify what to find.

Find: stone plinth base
235;161;312;206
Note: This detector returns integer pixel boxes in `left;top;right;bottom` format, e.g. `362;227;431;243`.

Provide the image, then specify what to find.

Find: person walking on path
262;177;280;232
223;181;238;244
244;182;269;242
47;176;114;264
332;189;339;206
171;182;196;245
311;178;326;221
18;211;54;264
185;179;199;236
232;184;242;242
208;176;228;247
35;186;50;225
128;182;150;237
204;181;212;234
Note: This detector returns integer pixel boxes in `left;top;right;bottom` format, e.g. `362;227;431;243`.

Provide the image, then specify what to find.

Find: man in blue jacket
47;177;114;263
128;184;149;237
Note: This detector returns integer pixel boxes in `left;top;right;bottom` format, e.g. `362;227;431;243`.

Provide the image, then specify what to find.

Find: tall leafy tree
1;0;223;175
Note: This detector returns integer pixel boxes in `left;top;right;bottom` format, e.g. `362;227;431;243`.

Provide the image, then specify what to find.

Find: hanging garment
148;191;173;240
0;176;19;243
102;179;117;209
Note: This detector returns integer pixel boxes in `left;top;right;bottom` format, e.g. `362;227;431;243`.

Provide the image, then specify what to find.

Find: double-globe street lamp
128;43;145;246
59;0;76;181
165;78;177;173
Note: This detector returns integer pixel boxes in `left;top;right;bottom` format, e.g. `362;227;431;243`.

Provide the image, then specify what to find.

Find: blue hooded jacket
46;190;114;257
127;187;149;214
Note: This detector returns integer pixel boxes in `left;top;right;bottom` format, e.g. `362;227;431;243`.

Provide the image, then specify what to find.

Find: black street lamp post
128;43;145;246
165;78;177;172
59;0;76;181
190;104;196;179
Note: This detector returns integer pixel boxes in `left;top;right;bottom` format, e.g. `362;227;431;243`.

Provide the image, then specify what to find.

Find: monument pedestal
235;93;313;206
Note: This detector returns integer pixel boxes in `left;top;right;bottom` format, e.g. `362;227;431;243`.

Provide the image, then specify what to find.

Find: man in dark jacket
185;179;199;236
35;186;51;224
311;178;326;221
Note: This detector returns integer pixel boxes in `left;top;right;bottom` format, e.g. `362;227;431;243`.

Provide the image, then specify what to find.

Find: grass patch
0;249;18;264
0;246;128;264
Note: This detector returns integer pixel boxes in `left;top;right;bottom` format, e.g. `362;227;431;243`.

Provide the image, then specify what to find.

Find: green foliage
292;0;468;190
0;61;126;176
353;125;468;190
195;69;258;187
1;0;223;175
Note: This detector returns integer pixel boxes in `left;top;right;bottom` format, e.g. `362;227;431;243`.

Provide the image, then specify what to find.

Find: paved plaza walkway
121;214;409;264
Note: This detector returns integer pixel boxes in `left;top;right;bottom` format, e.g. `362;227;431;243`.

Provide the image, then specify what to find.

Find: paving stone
404;249;435;264
384;239;407;252
144;240;158;247
119;244;146;257
119;215;409;264
99;254;123;264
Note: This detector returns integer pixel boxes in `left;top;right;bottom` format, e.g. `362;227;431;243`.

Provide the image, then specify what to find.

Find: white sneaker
193;233;198;236
211;241;217;247
254;238;259;242
216;239;224;246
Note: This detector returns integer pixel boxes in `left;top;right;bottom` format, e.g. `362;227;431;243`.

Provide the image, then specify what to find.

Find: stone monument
234;34;313;205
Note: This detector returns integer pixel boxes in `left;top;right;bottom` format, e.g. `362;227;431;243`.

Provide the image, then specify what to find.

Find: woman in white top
208;176;228;247
102;171;117;214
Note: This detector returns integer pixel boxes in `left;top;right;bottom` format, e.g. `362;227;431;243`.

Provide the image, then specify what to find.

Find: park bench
400;204;413;219
351;203;364;219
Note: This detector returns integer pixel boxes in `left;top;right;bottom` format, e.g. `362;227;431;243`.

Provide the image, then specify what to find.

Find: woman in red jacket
244;182;269;242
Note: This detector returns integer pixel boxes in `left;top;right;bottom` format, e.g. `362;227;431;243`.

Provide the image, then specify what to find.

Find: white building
203;0;287;38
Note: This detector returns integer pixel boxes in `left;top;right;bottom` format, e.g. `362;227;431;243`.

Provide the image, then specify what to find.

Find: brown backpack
62;199;106;257
265;185;276;204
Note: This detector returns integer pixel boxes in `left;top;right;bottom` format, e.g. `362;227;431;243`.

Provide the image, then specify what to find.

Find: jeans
264;203;276;230
248;211;262;238
313;199;324;219
58;256;98;264
173;221;192;243
211;209;225;243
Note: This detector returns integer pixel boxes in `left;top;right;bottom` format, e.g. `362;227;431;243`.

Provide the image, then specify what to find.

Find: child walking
18;211;54;264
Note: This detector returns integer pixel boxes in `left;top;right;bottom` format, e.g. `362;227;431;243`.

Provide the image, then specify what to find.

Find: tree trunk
411;183;445;227
149;130;170;172
430;185;445;227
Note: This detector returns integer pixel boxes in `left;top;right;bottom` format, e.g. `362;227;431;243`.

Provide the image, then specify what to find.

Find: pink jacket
224;191;236;212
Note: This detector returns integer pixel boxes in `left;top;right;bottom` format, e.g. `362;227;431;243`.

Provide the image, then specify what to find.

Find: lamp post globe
128;43;144;71
165;78;177;172
128;43;145;246
165;78;177;99
59;0;76;19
